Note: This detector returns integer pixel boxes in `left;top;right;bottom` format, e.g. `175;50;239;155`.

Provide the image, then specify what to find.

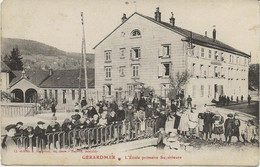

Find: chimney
169;12;175;27
154;7;161;22
213;25;216;41
205;31;207;37
121;13;127;23
21;70;26;79
49;68;53;76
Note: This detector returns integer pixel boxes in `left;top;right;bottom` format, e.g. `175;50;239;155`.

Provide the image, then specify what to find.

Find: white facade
94;12;250;105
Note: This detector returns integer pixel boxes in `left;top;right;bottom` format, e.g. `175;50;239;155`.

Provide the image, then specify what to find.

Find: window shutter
162;46;165;56
195;47;199;57
130;49;132;59
138;48;141;58
169;45;172;56
158;64;162;78
158;47;162;58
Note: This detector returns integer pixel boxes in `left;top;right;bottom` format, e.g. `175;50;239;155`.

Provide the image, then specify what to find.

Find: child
198;113;204;139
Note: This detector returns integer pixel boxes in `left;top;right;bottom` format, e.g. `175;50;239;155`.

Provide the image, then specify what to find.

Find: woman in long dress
188;108;198;138
212;111;224;143
178;109;189;137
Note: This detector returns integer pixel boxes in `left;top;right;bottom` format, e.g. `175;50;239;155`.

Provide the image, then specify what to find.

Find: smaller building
8;69;95;110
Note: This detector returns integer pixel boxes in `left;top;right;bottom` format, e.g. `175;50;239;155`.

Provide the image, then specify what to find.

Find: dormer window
130;29;141;38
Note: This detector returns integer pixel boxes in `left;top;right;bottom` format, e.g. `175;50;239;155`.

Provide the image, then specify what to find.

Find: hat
5;124;16;131
71;114;81;120
37;121;45;125
227;113;233;118
16;122;23;126
159;127;164;131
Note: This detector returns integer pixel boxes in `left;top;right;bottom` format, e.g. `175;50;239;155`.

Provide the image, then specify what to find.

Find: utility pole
81;12;88;101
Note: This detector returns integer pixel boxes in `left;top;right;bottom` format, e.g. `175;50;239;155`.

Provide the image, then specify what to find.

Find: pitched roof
1;62;11;72
9;69;95;89
39;69;95;88
94;12;250;58
10;70;50;87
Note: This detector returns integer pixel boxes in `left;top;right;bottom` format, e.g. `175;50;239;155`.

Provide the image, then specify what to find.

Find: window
119;66;125;77
200;65;203;77
127;85;134;96
200;85;204;97
44;90;47;99
130;48;141;59
63;90;66;104
201;48;204;57
162;45;171;57
104;50;111;61
132;65;139;77
208;50;212;59
163;63;170;76
55;90;58;101
214;51;218;60
49;90;52;99
105;67;112;79
208;85;211;96
236;57;239;64
120;48;125;58
131;29;141;37
207;65;211;77
229;55;232;63
221;53;225;61
72;90;75;100
214;66;218;77
191;63;195;76
192;85;196;98
106;85;112;96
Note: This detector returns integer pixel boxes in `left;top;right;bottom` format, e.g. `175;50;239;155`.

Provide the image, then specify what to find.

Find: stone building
94;8;250;105
7;69;95;110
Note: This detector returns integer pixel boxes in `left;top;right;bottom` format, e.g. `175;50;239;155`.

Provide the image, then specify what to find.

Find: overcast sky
1;0;259;63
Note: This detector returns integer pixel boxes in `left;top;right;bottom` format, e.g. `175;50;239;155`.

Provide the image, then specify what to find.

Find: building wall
39;88;96;110
95;14;186;101
185;43;249;105
1;72;10;93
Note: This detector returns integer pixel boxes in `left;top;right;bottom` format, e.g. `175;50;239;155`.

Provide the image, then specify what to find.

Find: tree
167;71;191;99
5;46;23;70
249;64;259;90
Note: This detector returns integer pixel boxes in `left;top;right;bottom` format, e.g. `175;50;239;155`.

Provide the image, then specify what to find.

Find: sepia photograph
0;0;259;165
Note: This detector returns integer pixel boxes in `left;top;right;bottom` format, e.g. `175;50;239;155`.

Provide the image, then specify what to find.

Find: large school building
94;8;250;105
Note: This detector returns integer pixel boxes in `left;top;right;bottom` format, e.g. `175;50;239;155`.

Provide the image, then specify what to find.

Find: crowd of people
218;94;252;105
1;93;258;152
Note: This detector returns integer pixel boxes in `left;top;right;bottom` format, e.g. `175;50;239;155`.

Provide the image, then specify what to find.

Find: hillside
1;38;94;70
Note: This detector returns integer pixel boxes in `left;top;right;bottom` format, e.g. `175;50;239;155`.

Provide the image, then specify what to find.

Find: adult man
233;113;241;142
186;95;192;108
203;108;215;140
86;106;98;118
116;105;125;122
2;124;17;150
138;92;147;110
170;100;177;113
247;95;251;105
224;114;234;144
51;102;56;116
80;97;88;109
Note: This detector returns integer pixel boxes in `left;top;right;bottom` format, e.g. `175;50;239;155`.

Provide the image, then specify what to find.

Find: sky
1;0;260;63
